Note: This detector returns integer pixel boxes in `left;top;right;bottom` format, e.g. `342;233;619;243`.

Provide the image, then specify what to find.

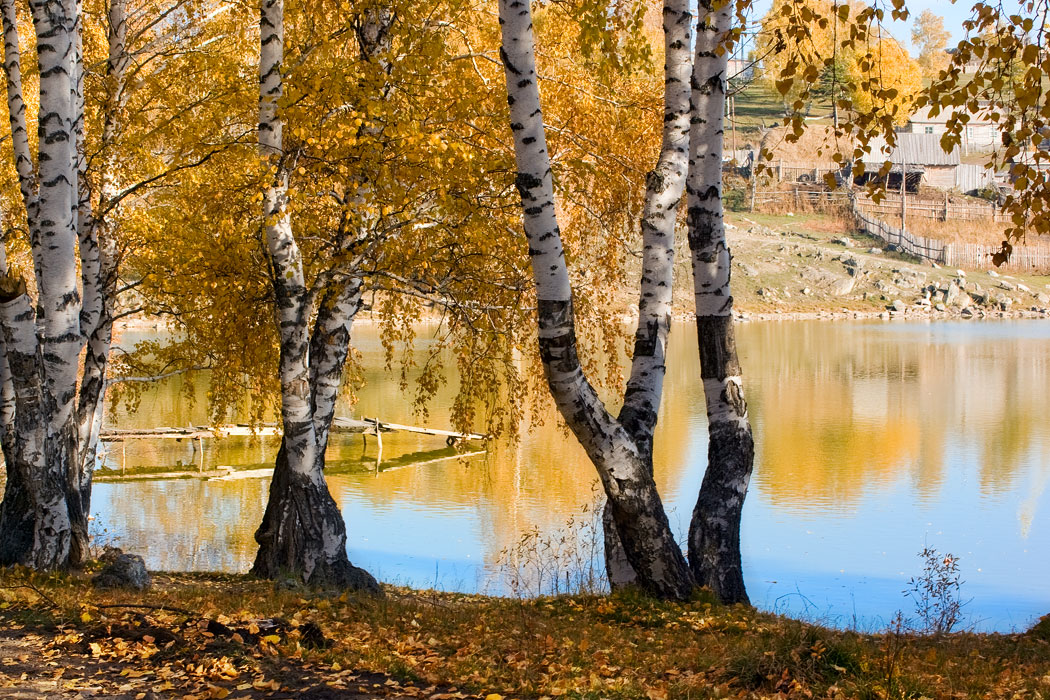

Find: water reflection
90;319;1050;631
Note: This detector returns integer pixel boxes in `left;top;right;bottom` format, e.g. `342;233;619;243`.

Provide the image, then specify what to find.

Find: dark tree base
252;442;380;594
689;421;754;606
0;465;34;566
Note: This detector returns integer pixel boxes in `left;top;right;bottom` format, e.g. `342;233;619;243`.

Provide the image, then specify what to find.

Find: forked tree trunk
685;0;756;605
498;0;695;600
249;0;378;592
0;0;128;569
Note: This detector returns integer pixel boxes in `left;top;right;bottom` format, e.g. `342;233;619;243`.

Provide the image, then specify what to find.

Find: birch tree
0;0;249;569
0;0;115;568
498;0;698;600
685;0;755;605
247;0;381;590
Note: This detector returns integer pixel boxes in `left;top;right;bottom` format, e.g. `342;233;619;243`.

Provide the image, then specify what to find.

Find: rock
961;307;974;317
831;237;854;247
892;299;907;313
1037;293;1050;305
988;270;1000;277
999;281;1016;291
956;269;966;277
98;545;124;564
935;302;947;312
916;297;931;307
945;283;960;304
931;261;941;269
801;287;811;295
1018;283;1032;294
830;278;855;296
879;311;890;320
868;247;883;255
93;553;151;591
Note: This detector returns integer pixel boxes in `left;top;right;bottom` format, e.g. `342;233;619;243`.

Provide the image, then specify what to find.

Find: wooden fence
855;193;1007;223
851;197;1050;273
853;208;949;263
750;189;852;212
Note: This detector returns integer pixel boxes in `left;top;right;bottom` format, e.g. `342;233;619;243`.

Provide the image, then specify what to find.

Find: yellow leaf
208;685;230;699
262;634;281;644
485;695;503;700
81;611;92;623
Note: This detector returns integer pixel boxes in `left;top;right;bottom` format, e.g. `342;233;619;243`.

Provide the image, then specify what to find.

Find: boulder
830;278;855;296
891;299;907;313
93;553;151;591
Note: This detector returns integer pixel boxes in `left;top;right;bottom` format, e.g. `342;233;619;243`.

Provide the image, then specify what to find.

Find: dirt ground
0;623;438;700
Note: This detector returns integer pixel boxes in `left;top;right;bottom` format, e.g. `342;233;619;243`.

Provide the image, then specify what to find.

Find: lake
91;319;1050;632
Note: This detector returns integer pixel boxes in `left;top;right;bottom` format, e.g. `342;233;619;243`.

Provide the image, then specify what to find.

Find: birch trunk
0;0;129;569
249;0;377;591
499;0;695;600
685;0;755;605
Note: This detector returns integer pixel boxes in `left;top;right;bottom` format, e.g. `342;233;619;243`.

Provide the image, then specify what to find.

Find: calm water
91;319;1050;632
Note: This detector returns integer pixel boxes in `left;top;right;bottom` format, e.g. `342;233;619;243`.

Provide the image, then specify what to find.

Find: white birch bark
499;0;694;600
309;279;363;456
75;0;127;494
1;0;36;218
606;0;694;589
251;0;377;591
28;0;83;427
685;0;755;605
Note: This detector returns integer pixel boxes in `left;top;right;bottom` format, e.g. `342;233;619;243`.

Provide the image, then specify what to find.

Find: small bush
904;546;966;635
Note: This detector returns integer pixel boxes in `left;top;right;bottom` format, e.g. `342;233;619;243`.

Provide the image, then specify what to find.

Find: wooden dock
97;417;489;474
100;417;488;444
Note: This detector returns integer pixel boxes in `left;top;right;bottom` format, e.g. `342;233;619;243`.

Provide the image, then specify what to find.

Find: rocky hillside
682;212;1050;321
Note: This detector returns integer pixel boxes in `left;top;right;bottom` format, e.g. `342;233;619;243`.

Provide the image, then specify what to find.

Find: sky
741;0;1025;54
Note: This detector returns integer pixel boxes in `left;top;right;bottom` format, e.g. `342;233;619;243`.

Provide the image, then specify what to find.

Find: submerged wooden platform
97;417;489;475
100;417;488;444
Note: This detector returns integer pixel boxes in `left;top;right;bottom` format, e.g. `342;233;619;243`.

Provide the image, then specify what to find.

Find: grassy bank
1;567;1048;699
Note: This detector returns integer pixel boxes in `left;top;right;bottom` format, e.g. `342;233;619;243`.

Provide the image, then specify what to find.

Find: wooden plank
100;418;489;444
332;417;488;441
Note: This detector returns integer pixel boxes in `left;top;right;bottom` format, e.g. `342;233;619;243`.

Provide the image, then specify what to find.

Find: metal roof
908;105;995;126
863;132;961;167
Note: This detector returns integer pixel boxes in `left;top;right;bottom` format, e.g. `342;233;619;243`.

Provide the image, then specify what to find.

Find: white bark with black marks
250;0;378;592
499;0;695;600
685;0;755;606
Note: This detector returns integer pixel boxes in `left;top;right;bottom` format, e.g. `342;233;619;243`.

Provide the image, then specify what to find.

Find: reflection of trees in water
743;323;1050;515
94;479;267;571
98;323;1050;571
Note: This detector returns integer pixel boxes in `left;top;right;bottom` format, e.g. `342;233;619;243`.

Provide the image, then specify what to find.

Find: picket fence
851;199;1050;273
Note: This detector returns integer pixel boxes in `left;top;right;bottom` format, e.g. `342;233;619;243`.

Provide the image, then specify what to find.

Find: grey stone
1037;293;1050;305
868;247;883;255
93;553;151;591
830;278;855;296
988;270;1000;277
999;281;1016;291
935;303;947;312
892;299;907;312
831;237;854;247
956;269;966;277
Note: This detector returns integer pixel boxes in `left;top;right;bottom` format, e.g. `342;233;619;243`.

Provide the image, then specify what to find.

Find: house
904;105;998;153
727;58;754;84
859;133;997;192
